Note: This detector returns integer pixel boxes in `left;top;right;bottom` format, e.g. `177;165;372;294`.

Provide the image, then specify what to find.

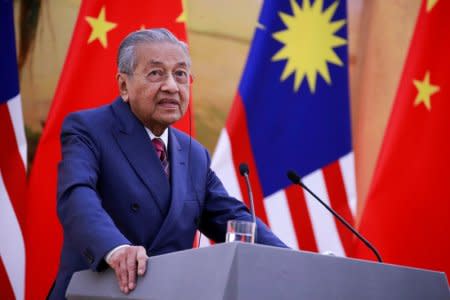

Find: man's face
118;42;190;134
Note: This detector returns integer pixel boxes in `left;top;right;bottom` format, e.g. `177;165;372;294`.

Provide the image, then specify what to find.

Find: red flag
25;1;191;299
355;0;450;276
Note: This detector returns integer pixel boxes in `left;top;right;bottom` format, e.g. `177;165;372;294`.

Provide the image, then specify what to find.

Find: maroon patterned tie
152;138;169;177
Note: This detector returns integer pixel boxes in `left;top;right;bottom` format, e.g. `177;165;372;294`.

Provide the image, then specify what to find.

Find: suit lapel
111;99;170;215
150;128;189;249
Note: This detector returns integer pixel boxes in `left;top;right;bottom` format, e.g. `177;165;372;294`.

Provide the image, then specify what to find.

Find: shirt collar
145;127;169;150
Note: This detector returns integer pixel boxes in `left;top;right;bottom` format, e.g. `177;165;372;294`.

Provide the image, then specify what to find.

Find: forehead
134;42;189;69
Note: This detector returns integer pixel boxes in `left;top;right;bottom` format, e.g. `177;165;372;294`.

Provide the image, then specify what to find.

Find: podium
67;242;449;299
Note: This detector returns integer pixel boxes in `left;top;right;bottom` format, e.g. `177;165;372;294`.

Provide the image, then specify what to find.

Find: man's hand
106;245;148;294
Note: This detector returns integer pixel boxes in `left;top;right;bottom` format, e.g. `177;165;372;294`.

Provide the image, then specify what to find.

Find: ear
116;73;129;102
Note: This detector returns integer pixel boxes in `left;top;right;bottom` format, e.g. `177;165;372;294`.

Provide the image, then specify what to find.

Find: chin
162;116;182;126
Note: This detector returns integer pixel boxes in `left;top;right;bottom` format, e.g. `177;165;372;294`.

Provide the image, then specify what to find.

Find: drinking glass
225;220;256;243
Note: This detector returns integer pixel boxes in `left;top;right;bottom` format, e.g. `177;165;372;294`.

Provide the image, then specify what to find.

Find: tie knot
152;138;166;161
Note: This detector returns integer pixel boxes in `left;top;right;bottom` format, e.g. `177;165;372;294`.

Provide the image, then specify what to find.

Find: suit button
131;203;140;212
83;249;94;265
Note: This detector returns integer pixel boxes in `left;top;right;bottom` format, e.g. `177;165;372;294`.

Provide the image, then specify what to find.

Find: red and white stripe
211;128;356;255
0;94;27;300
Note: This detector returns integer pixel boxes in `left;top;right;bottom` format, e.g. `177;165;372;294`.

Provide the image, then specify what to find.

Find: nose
161;73;179;93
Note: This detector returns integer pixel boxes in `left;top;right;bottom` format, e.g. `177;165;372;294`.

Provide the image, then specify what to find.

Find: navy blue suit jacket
49;98;286;299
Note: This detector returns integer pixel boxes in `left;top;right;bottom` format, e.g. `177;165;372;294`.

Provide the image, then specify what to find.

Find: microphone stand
287;170;383;263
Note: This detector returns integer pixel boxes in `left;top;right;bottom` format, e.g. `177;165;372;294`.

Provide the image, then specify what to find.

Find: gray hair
117;28;190;74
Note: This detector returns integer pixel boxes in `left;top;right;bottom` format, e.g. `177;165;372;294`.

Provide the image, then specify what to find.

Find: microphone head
287;170;301;184
239;163;249;176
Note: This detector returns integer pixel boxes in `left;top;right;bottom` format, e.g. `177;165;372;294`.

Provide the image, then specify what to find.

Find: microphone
287;170;383;263
239;163;257;225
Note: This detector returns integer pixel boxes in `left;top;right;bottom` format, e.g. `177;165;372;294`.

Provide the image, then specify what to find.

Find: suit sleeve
198;149;288;248
57;113;130;271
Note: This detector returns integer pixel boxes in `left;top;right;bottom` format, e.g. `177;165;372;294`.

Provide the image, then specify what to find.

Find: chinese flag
25;1;191;299
355;0;450;277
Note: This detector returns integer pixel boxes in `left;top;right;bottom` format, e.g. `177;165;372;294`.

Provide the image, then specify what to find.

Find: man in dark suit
50;28;286;299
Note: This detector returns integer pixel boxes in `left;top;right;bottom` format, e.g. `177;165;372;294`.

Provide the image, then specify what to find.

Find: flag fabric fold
211;0;357;255
355;0;450;276
25;1;190;299
0;1;27;299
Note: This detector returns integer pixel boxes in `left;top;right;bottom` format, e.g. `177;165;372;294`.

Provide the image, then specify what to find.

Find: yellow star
427;0;439;12
85;6;117;48
271;0;346;93
413;71;440;110
176;0;188;23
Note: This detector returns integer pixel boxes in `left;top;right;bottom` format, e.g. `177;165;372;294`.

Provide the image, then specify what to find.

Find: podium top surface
67;242;450;300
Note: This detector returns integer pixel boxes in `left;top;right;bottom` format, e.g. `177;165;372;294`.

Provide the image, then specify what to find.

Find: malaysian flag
211;0;356;255
0;0;27;299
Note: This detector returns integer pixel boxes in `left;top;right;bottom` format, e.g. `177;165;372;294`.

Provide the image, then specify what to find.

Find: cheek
131;88;157;112
137;88;158;105
180;88;190;106
140;86;155;98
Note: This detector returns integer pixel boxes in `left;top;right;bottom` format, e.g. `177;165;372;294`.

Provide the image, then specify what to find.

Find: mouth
157;99;180;110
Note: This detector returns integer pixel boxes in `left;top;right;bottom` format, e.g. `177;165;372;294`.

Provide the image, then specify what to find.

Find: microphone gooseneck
239;163;257;225
287;170;383;263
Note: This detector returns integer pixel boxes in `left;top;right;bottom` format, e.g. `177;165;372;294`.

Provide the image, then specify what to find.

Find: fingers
127;250;136;291
118;256;129;293
136;247;148;276
107;245;148;294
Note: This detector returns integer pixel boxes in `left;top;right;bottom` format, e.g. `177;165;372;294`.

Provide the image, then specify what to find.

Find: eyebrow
147;60;188;68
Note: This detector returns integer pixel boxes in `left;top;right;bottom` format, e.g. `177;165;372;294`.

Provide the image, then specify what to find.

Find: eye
147;69;164;81
174;70;189;83
174;70;187;78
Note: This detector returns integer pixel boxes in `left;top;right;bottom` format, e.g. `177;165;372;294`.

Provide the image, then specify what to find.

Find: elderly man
49;28;286;299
